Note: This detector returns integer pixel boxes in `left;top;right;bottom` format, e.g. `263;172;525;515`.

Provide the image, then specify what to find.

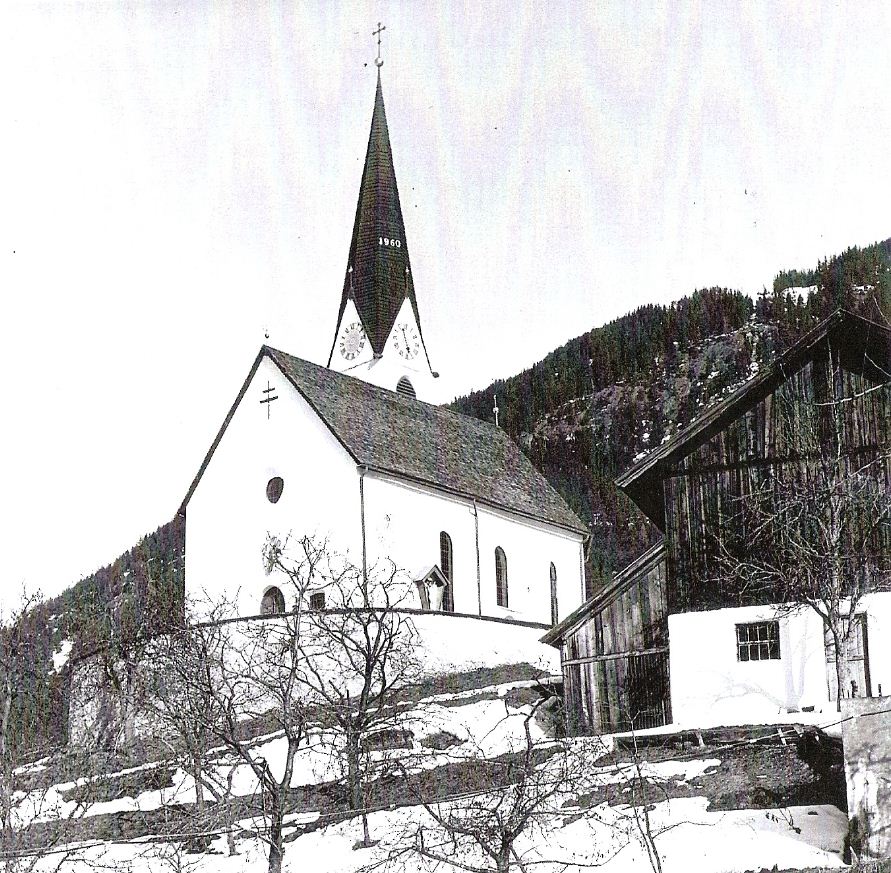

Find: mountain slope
452;238;891;592
8;238;890;755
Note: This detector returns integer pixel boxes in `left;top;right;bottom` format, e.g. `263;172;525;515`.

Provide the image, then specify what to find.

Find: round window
266;476;284;504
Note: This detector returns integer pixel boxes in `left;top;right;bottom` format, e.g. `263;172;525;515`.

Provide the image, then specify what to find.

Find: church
178;65;587;627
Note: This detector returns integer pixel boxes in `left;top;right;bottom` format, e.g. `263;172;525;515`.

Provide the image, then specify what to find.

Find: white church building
178;68;587;627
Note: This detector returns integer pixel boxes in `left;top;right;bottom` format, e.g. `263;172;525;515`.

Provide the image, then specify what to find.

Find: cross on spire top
373;22;386;68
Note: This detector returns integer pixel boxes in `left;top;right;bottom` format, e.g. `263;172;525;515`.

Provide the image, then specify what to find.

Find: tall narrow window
495;547;508;608
440;532;454;612
549;562;558;626
261;586;286;615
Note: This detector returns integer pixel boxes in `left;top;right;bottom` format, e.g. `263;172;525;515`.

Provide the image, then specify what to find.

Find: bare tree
140;604;240;855
182;534;344;873
268;548;421;848
717;354;891;708
379;698;613;873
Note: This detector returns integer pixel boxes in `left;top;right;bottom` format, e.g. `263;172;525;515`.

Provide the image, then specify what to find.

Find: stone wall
841;696;891;860
67;611;561;748
68;653;154;751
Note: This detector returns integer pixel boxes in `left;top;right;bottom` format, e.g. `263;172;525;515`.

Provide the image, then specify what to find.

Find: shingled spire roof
328;71;426;361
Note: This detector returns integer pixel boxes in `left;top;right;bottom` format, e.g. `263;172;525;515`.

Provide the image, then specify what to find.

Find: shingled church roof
328;72;427;361
180;347;586;536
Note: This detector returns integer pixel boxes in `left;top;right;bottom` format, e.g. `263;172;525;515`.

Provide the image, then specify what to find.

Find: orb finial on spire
373;21;386;68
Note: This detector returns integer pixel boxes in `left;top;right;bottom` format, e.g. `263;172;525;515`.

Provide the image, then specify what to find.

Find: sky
2;1;891;603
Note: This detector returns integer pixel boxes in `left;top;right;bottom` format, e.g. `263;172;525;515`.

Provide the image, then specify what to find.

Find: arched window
396;376;416;398
440;531;454;612
261;586;285;615
549;562;559;626
495;547;508;608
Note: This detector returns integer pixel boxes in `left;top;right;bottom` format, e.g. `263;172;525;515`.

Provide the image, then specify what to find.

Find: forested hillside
7;238;890;754
5;517;184;752
452;239;891;594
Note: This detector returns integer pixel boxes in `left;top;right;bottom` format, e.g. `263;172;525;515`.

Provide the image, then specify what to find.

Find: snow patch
51;640;73;674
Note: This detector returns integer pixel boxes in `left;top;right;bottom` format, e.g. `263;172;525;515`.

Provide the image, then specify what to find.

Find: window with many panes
495;547;508;608
309;592;326;611
736;621;780;661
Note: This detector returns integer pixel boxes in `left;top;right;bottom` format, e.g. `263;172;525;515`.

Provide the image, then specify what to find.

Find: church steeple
327;61;435;397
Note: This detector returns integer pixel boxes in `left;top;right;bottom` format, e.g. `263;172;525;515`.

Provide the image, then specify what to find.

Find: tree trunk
497;843;512;873
835;649;848;713
347;739;361;811
267;790;285;873
192;757;206;815
348;737;373;846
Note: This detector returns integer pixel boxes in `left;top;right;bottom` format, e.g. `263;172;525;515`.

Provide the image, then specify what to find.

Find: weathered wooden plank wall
563;552;670;733
663;357;891;612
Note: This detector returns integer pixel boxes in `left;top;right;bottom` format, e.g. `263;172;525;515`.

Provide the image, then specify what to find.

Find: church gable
182;353;362;614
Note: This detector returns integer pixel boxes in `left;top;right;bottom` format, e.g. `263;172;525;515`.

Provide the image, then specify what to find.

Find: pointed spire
330;72;424;358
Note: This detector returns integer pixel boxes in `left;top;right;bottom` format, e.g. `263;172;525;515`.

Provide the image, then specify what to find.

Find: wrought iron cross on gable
260;381;278;419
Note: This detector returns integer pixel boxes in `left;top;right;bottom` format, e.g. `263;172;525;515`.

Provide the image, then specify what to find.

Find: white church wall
476;506;584;625
362;472;584;625
185;356;362;617
362;473;483;615
410;612;561;674
668;604;831;727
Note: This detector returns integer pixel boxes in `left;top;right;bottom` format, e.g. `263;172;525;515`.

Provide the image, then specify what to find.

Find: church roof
328;73;426;360
179;346;584;534
267;347;585;533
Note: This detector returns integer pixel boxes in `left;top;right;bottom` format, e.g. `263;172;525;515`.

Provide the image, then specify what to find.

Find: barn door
825;614;870;700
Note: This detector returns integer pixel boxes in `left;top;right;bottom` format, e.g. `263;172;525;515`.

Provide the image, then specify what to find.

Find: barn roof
540;542;666;647
180;346;586;536
616;309;891;529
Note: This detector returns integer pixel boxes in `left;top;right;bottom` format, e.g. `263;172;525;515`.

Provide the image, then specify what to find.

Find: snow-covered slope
20;662;847;873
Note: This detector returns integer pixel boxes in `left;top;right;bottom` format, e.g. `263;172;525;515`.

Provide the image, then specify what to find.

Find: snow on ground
35;797;847;873
591;756;722;787
23;680;558;825
20;660;848;873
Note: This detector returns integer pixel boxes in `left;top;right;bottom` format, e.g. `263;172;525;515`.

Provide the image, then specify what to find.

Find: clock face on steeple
339;322;366;361
392;322;420;360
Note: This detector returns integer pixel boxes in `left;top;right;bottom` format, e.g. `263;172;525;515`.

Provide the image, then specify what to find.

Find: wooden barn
545;309;891;733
